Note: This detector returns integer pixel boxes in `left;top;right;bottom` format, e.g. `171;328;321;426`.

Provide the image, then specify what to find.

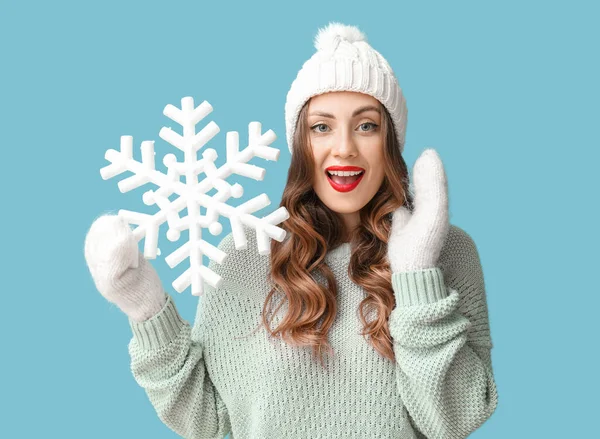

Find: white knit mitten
388;148;450;272
84;214;167;322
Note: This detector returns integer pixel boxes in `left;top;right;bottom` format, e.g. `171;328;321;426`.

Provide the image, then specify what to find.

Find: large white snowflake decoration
100;96;289;296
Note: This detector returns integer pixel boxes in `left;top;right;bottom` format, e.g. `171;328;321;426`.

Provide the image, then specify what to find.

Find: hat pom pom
314;22;367;51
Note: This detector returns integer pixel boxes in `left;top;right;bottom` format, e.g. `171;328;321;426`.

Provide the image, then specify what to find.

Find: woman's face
307;91;386;232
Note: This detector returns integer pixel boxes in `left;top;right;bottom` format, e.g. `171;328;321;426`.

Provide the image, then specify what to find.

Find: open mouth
325;170;365;185
325;170;365;192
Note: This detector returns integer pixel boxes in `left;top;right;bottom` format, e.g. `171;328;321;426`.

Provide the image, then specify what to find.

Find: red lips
325;166;365;193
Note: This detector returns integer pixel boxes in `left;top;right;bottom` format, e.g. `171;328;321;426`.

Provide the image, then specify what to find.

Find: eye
310;123;330;133
358;122;378;132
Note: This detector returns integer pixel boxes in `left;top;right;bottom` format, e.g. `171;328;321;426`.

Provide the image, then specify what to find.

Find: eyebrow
309;105;381;119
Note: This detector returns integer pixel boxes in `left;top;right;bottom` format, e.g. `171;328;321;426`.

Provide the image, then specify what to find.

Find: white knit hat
284;22;408;155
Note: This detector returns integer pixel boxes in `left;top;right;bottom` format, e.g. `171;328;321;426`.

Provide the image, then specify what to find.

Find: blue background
2;0;598;437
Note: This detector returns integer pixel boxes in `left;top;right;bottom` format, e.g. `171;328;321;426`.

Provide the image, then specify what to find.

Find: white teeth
327;170;364;176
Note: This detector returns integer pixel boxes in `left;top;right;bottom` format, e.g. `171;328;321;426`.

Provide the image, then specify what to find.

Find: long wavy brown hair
261;97;414;368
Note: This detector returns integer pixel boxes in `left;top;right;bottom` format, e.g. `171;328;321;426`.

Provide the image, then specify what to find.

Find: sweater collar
325;242;352;261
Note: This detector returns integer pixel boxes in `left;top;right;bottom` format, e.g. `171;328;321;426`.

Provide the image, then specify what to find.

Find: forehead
307;91;380;113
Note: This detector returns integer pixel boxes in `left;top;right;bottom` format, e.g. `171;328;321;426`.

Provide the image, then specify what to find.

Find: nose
331;128;358;159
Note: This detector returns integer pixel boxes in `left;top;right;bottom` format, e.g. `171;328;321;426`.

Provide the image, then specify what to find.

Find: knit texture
128;224;498;438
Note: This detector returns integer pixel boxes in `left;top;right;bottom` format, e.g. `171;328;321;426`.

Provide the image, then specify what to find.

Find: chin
322;200;368;214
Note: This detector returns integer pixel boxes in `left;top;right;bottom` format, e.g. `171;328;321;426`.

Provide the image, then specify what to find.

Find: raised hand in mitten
84;214;167;322
387;148;450;272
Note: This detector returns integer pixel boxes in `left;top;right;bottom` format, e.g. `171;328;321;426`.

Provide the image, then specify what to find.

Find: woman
84;22;498;439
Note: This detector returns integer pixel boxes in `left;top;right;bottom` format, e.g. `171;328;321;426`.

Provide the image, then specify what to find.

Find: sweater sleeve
388;228;498;439
127;292;231;439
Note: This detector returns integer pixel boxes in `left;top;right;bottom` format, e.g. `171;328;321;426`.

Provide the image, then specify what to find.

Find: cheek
312;148;327;167
367;168;385;190
370;156;387;185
